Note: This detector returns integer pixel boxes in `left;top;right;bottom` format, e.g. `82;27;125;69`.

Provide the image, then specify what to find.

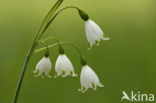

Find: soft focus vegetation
0;0;156;103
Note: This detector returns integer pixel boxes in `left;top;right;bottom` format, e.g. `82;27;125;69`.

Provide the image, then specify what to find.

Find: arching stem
34;42;86;65
12;0;63;103
41;37;60;43
43;6;81;33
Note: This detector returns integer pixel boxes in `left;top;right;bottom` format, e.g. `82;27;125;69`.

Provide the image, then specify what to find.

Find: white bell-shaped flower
33;57;52;78
85;19;110;48
79;65;104;93
55;54;77;78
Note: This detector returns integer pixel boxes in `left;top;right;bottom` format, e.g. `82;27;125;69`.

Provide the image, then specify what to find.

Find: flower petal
80;65;103;92
55;54;77;77
34;57;52;78
85;19;110;48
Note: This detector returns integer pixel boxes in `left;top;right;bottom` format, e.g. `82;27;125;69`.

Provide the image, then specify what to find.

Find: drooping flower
78;9;110;48
55;54;77;78
33;57;52;78
79;65;104;93
85;19;110;48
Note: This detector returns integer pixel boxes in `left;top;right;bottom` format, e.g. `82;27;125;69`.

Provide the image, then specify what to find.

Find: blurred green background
0;0;156;103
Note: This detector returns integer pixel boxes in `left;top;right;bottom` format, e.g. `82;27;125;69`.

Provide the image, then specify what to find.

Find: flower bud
78;9;89;21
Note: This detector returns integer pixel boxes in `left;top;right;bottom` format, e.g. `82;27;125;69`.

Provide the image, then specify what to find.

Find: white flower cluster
33;17;107;93
34;53;103;93
34;54;76;78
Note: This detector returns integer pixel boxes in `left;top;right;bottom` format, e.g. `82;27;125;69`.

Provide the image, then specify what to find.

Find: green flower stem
33;42;86;64
43;6;81;33
12;55;30;103
34;42;79;54
38;41;50;57
30;0;63;55
12;0;63;103
41;37;60;43
41;36;64;54
33;43;61;54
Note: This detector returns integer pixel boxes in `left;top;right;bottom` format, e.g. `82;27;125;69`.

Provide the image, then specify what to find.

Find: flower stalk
12;0;63;103
34;42;87;66
44;6;80;32
13;0;108;102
